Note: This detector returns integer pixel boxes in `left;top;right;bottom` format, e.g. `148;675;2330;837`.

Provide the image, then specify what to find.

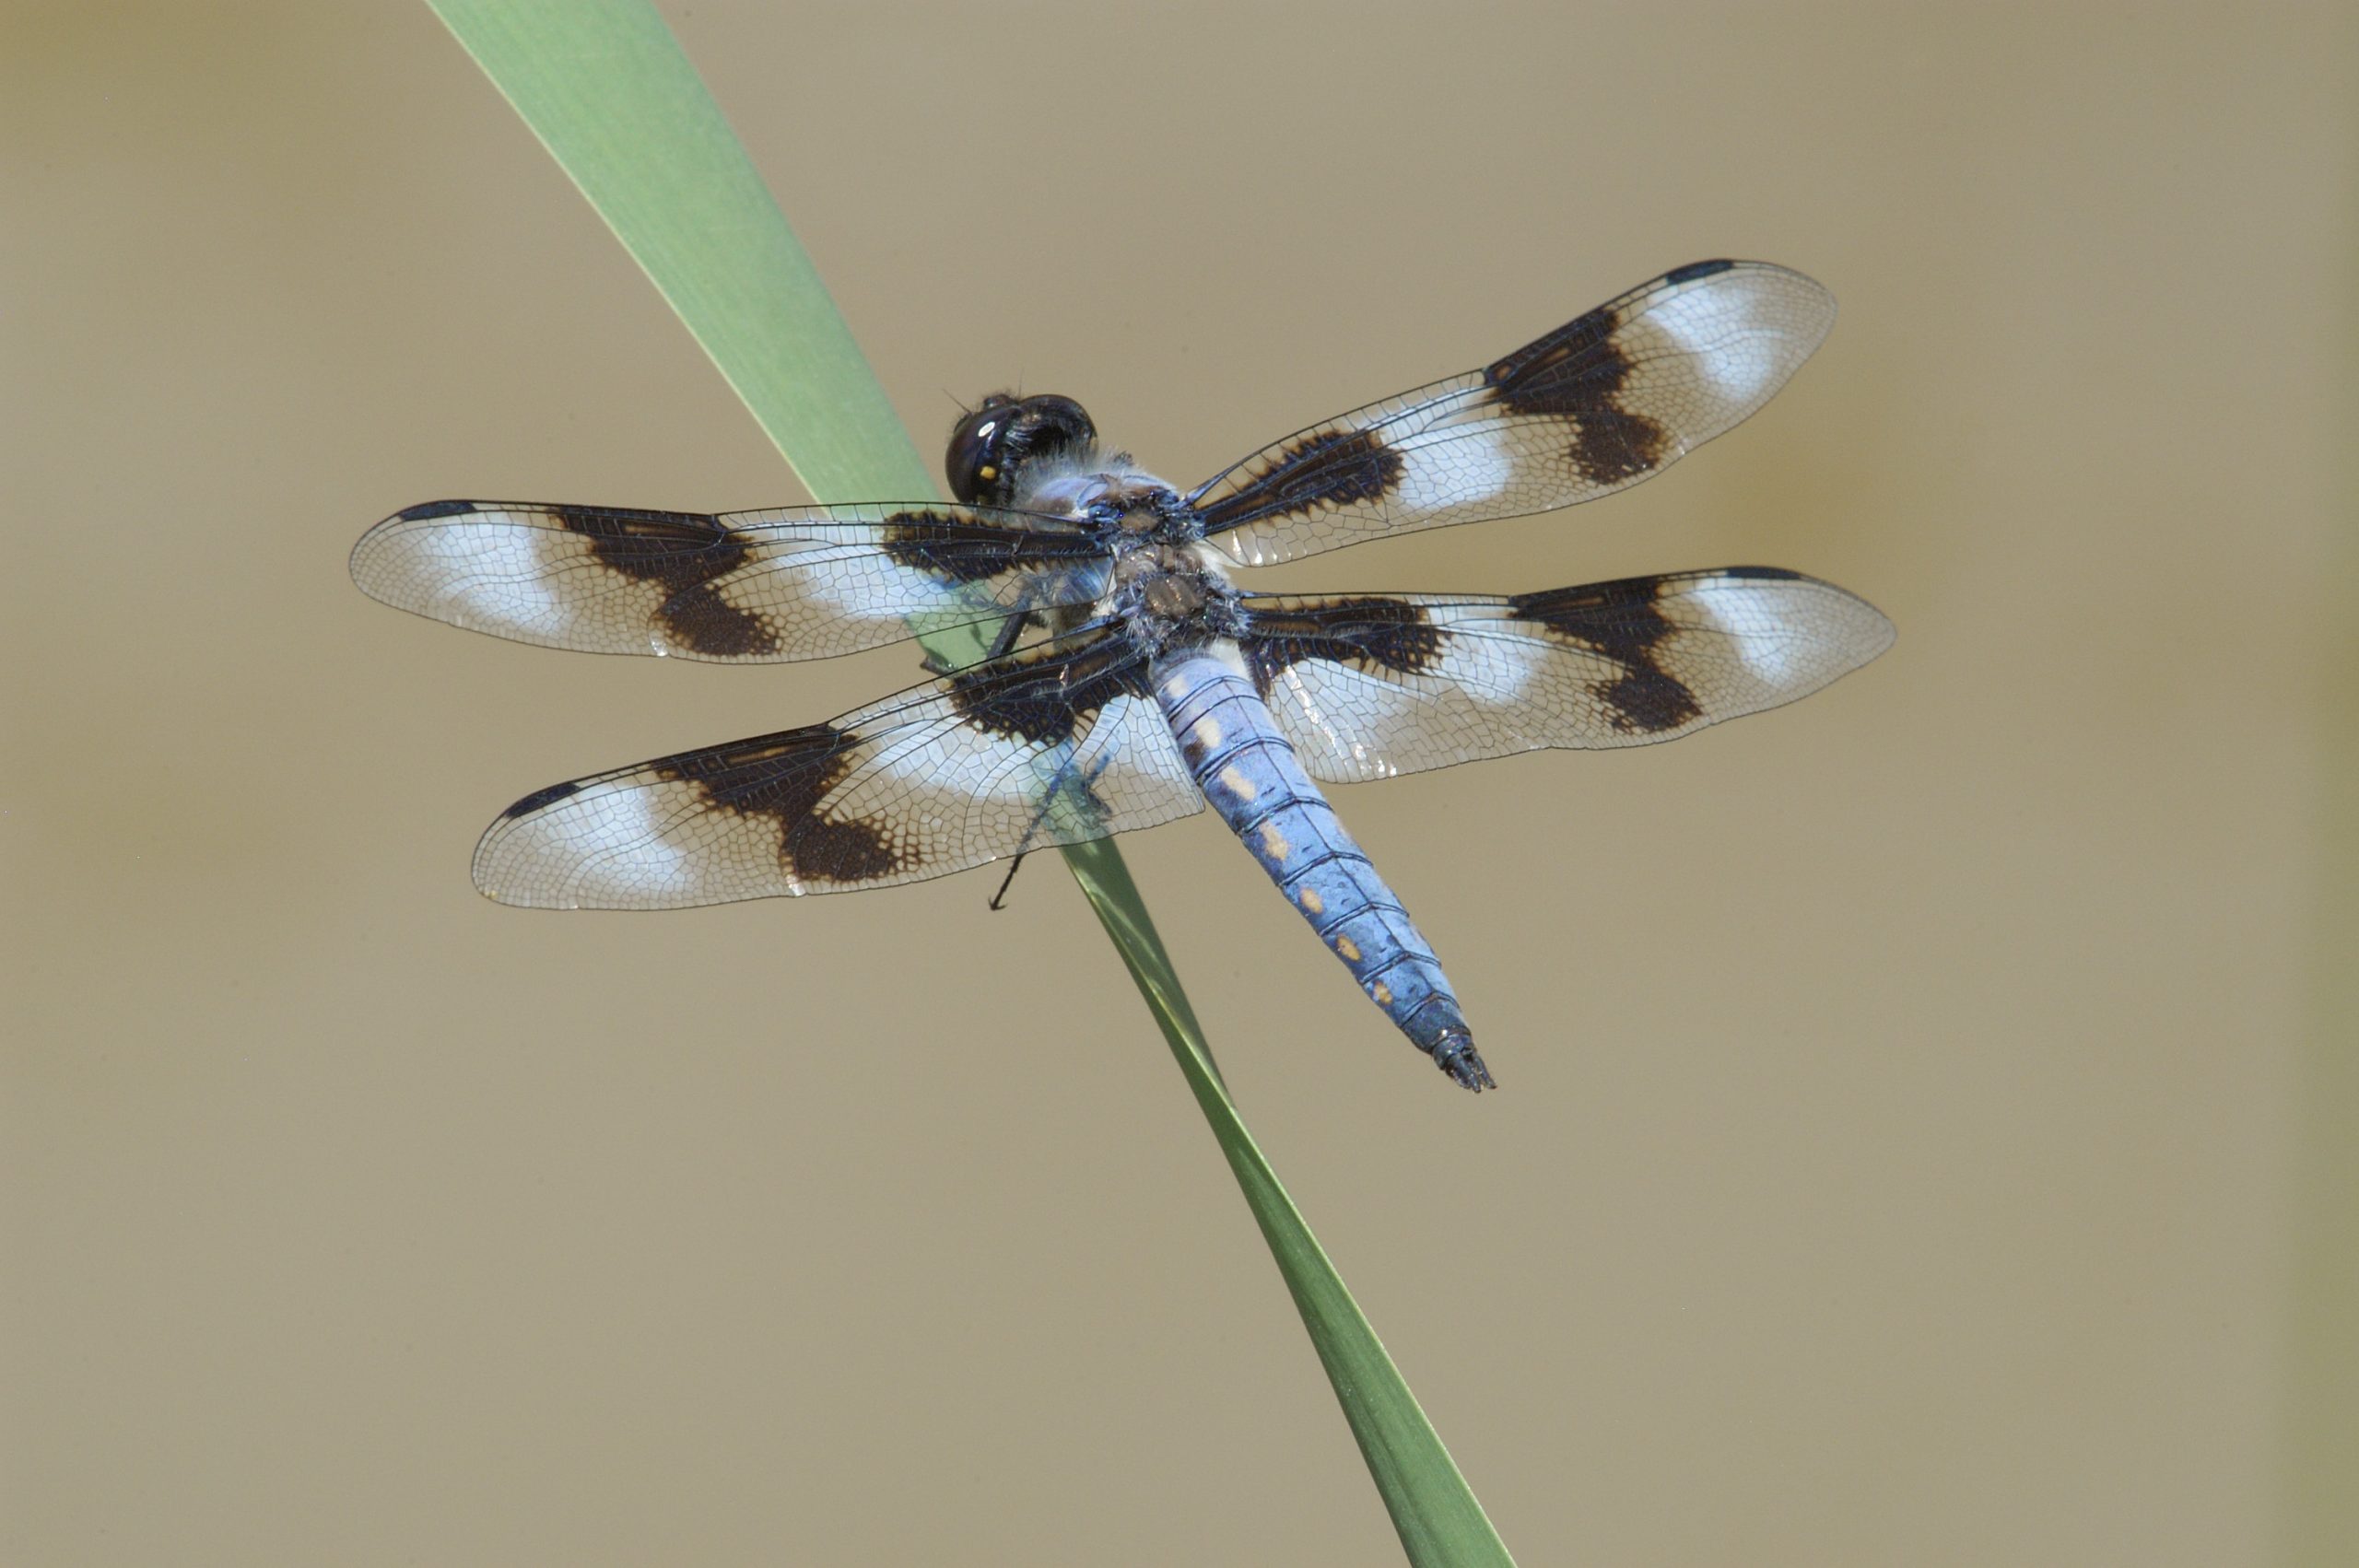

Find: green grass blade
425;1;933;511
423;4;1514;1561
1058;838;1509;1564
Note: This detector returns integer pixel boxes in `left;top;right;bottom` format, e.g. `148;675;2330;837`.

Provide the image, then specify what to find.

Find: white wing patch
1684;579;1805;683
1392;423;1516;515
1643;282;1793;404
476;783;696;908
376;507;573;644
1433;625;1549;704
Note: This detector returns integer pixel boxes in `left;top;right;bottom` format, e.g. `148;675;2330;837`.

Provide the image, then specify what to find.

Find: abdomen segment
1152;647;1494;1091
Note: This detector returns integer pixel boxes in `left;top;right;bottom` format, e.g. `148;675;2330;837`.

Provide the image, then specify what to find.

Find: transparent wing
351;499;1111;663
1237;568;1891;783
470;626;1202;908
1190;261;1835;566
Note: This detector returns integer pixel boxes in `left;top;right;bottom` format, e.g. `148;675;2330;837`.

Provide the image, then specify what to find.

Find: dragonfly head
946;392;1097;508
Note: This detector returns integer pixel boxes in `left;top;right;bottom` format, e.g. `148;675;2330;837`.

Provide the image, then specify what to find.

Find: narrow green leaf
423;4;1515;1561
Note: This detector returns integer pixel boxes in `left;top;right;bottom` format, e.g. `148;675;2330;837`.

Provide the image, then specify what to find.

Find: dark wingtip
1433;1032;1496;1093
499;778;582;820
1664;258;1738;284
393;498;481;521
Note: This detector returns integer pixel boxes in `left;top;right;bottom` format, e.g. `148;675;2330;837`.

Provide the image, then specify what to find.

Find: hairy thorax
1023;465;1243;654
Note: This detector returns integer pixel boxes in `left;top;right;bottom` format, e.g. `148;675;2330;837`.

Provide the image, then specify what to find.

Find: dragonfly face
945;392;1099;508
353;259;1892;1091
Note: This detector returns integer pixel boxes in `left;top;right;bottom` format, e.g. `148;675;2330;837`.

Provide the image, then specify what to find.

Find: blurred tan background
6;3;2353;1562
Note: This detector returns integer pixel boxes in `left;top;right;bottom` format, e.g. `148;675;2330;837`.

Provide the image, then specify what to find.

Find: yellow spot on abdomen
1297;885;1324;916
1259;822;1289;860
1217;764;1257;802
1192;715;1223;751
1371;981;1392;1006
1334;934;1362;962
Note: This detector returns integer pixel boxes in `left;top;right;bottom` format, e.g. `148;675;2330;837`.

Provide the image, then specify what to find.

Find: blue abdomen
1151;647;1492;1089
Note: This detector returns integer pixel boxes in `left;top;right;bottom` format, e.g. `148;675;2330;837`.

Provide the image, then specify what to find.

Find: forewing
1190;261;1835;566
470;626;1202;908
1238;570;1892;783
351;500;1109;663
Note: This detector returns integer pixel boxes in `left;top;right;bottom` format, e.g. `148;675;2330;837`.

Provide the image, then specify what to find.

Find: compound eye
945;393;1097;506
945;395;1018;504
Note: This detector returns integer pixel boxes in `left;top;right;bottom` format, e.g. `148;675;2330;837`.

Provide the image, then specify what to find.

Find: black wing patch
470;626;1202;908
1189;261;1835;565
351;500;1111;664
1236;568;1892;783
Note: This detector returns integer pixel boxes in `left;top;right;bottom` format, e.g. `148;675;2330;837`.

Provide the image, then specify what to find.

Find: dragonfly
352;259;1892;1092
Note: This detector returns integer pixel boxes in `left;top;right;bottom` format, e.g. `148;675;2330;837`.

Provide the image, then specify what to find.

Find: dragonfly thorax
1108;533;1242;649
